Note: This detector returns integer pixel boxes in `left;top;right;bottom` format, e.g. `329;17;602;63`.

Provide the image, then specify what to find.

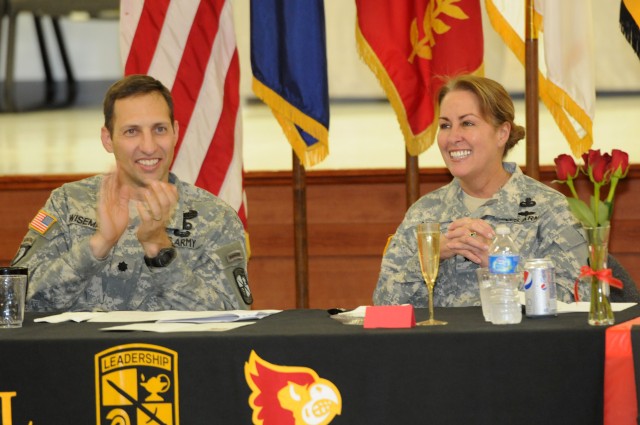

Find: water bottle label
489;255;519;274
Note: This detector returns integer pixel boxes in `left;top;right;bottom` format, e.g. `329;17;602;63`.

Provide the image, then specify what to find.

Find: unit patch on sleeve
29;210;57;235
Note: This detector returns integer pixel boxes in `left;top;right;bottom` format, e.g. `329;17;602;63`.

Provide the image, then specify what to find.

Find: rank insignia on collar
29;210;57;235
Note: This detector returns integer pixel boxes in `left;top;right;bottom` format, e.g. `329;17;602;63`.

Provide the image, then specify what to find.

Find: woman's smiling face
437;89;508;183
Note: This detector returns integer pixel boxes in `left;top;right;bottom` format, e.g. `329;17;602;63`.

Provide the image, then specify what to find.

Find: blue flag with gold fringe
250;0;329;167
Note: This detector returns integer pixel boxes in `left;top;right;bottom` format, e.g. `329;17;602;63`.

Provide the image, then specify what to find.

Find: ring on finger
152;216;162;221
469;231;477;237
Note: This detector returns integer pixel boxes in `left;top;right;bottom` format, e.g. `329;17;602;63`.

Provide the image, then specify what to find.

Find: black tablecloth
1;306;639;425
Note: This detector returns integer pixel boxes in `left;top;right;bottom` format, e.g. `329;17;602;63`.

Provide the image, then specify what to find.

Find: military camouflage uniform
12;173;252;312
373;163;589;307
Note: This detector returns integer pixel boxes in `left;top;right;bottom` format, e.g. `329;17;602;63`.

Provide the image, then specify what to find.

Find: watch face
158;248;176;267
146;248;177;268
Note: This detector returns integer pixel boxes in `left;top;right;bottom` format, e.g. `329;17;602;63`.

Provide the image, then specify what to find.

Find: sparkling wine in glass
416;222;447;326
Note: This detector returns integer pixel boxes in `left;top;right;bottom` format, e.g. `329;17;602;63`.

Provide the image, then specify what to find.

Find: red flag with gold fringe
355;0;483;156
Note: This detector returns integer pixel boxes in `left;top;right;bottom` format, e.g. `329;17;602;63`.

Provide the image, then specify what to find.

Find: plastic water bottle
488;225;522;324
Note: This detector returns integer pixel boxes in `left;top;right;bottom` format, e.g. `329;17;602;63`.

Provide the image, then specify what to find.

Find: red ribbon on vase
573;266;623;301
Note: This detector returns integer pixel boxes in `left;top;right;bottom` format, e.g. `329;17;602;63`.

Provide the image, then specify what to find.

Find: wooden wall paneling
308;256;381;309
1;189;53;263
247;257;296;310
1;167;639;309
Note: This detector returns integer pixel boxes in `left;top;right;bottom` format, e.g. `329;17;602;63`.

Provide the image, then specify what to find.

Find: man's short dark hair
103;74;175;135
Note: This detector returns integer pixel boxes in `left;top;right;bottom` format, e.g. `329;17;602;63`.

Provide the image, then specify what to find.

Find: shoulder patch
233;267;253;305
29;210;57;235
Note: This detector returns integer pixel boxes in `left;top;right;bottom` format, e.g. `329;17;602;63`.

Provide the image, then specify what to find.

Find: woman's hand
441;218;495;266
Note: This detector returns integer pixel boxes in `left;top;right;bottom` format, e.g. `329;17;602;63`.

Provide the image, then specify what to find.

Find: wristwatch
144;247;177;268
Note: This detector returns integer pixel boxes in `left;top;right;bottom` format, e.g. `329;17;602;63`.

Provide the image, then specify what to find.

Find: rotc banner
355;0;484;156
620;0;640;60
486;0;596;157
250;0;330;168
95;344;179;425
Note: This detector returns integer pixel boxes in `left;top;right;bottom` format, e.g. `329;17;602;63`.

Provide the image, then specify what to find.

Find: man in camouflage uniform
12;75;252;311
373;162;589;307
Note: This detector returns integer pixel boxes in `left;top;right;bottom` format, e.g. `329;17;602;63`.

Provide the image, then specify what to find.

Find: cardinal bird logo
244;350;342;425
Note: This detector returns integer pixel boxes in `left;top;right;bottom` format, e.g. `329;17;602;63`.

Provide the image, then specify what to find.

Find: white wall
4;1;640;92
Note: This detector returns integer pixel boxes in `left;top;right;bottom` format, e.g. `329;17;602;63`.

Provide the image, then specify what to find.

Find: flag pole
292;152;309;308
524;0;540;179
406;152;420;208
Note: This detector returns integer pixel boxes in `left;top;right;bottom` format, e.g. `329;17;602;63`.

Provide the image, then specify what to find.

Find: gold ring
152;216;162;221
469;231;477;237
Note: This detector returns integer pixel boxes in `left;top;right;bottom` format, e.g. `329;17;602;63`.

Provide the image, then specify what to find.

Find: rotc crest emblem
244;350;342;425
95;343;179;425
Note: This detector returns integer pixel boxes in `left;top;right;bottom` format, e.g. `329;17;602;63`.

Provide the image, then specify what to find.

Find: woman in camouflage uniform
373;75;588;307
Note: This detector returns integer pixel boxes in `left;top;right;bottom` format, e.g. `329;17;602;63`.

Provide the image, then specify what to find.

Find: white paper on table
100;321;256;333
329;306;369;325
88;311;179;323
330;306;369;320
556;301;637;313
35;309;282;324
156;309;282;323
517;292;637;313
34;311;107;323
339;306;368;318
35;311;171;323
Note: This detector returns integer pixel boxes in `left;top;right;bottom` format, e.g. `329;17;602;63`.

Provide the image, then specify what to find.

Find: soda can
523;258;557;317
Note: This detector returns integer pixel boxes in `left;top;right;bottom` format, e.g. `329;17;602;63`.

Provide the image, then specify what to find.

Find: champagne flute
416;222;447;326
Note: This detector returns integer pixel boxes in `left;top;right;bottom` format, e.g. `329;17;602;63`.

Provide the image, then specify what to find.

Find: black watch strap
144;247;177;268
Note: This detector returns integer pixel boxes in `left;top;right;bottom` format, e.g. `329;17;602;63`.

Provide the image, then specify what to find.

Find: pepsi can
523;258;557;317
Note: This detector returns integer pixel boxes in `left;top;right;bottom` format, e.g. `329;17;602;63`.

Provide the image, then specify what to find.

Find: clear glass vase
583;225;615;326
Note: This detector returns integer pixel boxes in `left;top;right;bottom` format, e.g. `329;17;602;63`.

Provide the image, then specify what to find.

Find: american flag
119;0;247;227
29;210;57;235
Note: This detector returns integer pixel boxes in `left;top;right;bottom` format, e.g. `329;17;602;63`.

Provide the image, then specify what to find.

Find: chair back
608;254;640;303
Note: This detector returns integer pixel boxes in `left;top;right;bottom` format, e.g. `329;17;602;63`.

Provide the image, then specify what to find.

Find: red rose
590;153;611;184
554;154;579;181
582;149;601;174
610;149;630;179
582;149;601;167
555;148;629;227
